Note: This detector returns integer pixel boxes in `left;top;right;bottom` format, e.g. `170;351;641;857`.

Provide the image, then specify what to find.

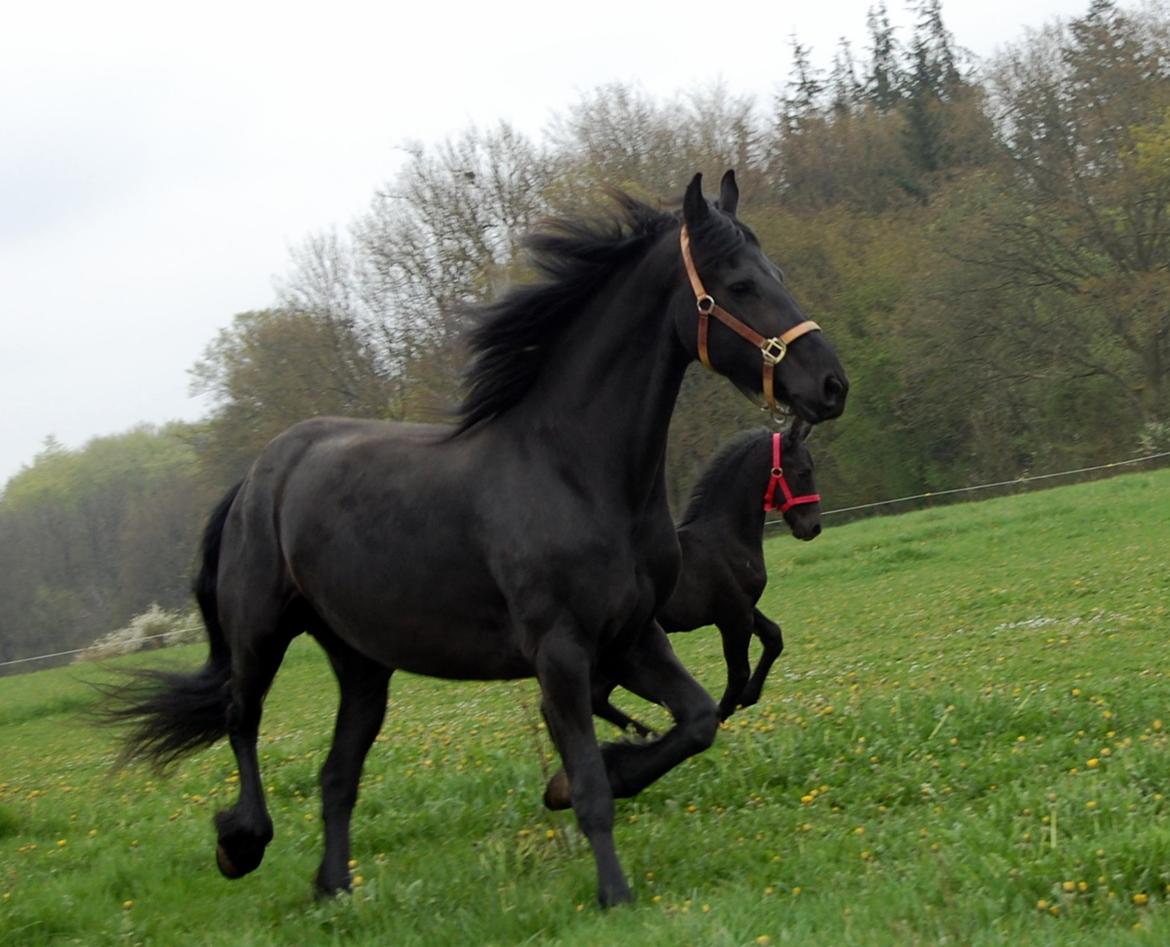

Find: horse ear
719;169;739;216
683;173;709;230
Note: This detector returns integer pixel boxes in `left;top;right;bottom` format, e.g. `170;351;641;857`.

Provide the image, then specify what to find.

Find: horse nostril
823;374;848;408
811;523;822;538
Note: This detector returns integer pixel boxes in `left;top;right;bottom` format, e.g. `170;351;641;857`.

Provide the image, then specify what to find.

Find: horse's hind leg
312;628;391;896
213;600;296;880
738;608;784;709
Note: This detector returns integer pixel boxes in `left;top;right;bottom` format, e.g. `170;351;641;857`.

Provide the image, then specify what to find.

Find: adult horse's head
673;171;848;423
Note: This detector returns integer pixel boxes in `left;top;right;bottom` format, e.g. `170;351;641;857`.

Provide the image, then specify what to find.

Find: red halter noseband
763;432;821;514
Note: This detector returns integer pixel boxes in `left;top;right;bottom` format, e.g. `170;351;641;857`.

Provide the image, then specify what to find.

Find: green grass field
2;469;1169;946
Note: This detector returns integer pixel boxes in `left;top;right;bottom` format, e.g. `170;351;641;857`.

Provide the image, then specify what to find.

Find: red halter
763;432;821;514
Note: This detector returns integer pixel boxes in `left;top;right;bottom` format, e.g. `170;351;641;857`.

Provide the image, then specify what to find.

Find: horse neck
502;248;690;512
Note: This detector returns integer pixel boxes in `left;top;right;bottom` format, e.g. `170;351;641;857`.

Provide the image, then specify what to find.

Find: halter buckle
696;294;716;315
760;337;787;364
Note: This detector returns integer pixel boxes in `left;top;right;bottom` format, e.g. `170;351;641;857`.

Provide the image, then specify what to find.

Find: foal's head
775;419;821;542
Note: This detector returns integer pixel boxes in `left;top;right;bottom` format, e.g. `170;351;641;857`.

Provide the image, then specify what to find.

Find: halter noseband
680;224;821;418
763;432;821;514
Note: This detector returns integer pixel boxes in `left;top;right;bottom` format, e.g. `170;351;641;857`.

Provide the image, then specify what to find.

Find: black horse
104;171;847;908
593;422;820;736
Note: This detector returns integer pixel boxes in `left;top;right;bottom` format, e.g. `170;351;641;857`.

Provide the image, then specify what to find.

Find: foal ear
789;417;813;442
683;173;710;230
718;169;739;216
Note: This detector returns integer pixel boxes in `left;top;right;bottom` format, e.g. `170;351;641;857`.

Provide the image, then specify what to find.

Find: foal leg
715;615;754;720
214;614;293;880
314;631;392;896
591;674;653;738
545;625;717;809
537;631;631;908
738;609;784;709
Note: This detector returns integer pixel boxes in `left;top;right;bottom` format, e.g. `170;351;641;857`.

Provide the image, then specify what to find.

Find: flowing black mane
453;190;749;435
677;427;769;527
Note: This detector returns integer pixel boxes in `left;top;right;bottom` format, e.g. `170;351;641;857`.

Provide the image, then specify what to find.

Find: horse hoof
599;883;634;909
543;769;572;810
216;843;243;879
314;879;352;900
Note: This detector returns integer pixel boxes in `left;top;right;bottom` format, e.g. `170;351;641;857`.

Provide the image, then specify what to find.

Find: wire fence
766;449;1170;528
4;448;1169;672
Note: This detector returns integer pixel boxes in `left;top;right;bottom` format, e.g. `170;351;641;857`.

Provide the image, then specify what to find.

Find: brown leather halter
680;224;821;417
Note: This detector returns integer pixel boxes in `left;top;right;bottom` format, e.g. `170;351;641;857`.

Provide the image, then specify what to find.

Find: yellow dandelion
1133;893;1149;906
1087;758;1100;768
123;900;134;910
1062;881;1076;892
1036;899;1049;911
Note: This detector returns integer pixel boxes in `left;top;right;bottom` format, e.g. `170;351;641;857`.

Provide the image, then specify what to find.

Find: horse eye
728;281;755;296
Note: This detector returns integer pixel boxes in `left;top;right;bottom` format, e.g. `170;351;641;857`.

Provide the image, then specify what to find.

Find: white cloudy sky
1;0;1088;485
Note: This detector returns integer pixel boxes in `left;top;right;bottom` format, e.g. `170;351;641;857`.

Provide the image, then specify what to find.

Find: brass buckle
696;294;716;315
760;337;787;364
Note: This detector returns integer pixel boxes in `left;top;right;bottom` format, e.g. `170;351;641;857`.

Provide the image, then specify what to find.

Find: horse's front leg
536;629;632;908
545;623;717;807
738;608;784;709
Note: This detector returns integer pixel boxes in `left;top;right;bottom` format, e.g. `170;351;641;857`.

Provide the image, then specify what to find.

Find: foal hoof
543;769;572;810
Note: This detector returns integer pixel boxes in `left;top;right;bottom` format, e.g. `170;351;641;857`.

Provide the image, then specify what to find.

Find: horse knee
681;693;718;755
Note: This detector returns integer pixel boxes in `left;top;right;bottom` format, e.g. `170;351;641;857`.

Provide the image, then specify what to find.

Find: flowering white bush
76;604;203;661
1138;420;1170;453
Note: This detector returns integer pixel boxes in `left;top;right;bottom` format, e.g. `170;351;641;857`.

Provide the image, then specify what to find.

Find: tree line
4;0;1167;670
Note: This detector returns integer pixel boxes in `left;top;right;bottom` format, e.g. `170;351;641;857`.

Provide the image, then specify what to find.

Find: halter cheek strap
763;432;821;514
680;224;821;417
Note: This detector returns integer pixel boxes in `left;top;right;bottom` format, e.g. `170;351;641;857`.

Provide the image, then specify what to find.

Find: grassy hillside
2;469;1168;946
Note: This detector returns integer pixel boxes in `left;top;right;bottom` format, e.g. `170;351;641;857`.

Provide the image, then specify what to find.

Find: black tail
98;482;243;770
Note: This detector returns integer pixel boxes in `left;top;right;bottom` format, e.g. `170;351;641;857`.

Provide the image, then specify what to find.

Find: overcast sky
1;0;1090;486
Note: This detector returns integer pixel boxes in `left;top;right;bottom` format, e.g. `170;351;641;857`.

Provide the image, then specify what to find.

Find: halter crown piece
679;224;821;419
763;432;821;514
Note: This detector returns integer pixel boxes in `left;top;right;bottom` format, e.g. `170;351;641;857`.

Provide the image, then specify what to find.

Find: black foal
594;420;820;733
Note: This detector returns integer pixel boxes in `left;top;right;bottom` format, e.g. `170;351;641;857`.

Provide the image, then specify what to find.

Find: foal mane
677;427;770;527
452;188;748;435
